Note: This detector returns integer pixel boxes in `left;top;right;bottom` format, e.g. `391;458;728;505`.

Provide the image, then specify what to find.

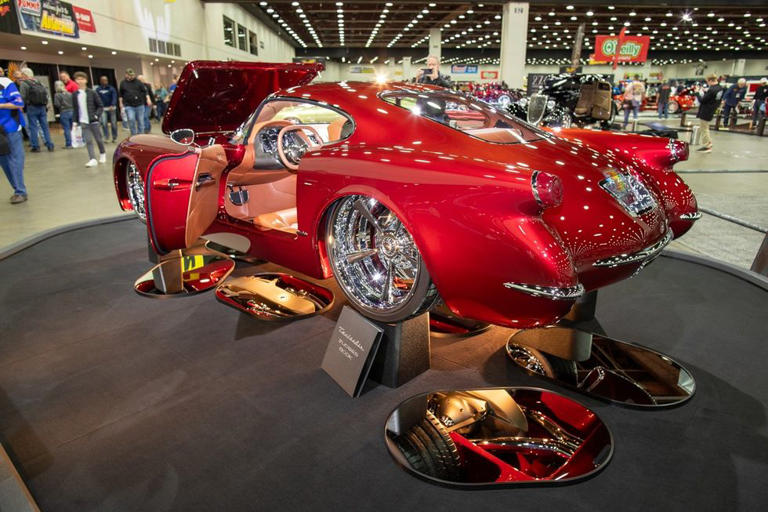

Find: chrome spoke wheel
327;195;436;322
126;162;146;223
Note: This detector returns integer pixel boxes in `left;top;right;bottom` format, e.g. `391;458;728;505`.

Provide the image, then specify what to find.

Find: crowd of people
0;64;177;204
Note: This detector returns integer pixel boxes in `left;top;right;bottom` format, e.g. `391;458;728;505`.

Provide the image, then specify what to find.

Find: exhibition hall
0;0;767;510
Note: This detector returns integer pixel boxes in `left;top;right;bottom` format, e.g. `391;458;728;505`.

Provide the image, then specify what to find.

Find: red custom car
114;61;699;328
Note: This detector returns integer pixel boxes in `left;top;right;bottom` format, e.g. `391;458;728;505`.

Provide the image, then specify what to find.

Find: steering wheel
277;125;323;171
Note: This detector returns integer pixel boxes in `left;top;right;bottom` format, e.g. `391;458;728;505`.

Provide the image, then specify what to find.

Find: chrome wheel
126;162;146;222
668;100;679;114
327;195;437;322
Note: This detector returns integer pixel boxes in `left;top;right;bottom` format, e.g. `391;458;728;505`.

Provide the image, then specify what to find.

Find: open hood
162;60;323;135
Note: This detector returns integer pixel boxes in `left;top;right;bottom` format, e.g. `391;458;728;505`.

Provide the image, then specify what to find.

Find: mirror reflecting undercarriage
134;252;235;298
429;304;491;339
386;387;612;487
216;272;333;320
507;327;695;408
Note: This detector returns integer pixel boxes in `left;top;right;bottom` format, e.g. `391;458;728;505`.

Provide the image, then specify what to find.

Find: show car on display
114;61;699;329
511;73;618;129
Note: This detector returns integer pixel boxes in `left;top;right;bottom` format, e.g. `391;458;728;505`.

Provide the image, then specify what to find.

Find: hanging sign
451;64;478;74
592;32;650;65
72;5;94;32
17;0;79;38
0;0;21;34
481;70;499;79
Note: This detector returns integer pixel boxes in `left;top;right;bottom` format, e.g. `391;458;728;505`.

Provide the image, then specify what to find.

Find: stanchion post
714;113;721;130
758;117;766;137
680;112;686;127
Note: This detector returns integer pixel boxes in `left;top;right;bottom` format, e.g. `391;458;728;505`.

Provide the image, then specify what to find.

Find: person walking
657;81;672;119
96;76;118;142
749;77;768;130
721;78;747;127
118;68;150;135
0;69;28;203
53;80;74;149
622;80;644;129
154;83;169;118
137;75;155;133
71;71;105;167
18;67;54;152
695;74;724;153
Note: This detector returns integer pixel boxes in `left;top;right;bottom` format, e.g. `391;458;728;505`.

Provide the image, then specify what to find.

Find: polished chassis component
506;327;695;408
113;60;699;328
215;272;333;320
386;387;612;487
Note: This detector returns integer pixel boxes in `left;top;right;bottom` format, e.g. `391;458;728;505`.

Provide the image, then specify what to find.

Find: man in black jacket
72;71;105;167
695;74;723;153
416;55;452;88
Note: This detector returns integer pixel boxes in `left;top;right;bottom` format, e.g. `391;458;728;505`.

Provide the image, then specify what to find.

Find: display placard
321;306;383;397
481;70;498;79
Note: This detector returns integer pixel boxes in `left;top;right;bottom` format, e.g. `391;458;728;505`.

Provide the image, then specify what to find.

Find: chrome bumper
503;282;585;301
593;230;673;268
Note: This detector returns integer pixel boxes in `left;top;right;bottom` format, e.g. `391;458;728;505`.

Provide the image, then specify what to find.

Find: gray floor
1;220;767;511
0;118;766;269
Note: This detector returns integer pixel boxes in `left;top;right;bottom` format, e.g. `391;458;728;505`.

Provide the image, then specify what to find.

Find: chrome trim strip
679;211;702;221
503;281;585;300
593;230;673;268
530;170;542;206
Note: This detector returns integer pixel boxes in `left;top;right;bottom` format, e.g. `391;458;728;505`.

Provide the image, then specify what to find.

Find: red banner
481;71;498;79
72;5;95;32
592;33;649;64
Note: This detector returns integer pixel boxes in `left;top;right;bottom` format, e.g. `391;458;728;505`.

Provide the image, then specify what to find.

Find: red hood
162;60;323;135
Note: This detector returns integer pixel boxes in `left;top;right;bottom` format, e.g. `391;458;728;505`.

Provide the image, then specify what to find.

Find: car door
145;144;227;254
146;60;323;254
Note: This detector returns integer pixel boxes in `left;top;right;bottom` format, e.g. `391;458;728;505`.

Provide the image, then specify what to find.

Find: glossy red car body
114;61;698;328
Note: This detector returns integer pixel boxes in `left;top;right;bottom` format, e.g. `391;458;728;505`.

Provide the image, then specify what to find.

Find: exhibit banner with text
16;0;79;38
592;34;650;64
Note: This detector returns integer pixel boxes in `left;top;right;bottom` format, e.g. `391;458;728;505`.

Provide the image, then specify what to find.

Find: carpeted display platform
1;219;767;511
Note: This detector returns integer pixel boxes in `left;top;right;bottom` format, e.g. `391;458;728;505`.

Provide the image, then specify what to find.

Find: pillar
402;56;412;81
429;28;441;61
499;2;529;88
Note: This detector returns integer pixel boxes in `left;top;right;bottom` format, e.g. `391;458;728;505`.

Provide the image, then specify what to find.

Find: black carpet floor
1;219;767;511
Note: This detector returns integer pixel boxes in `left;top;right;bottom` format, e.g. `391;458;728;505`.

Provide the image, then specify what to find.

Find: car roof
271;81;443;115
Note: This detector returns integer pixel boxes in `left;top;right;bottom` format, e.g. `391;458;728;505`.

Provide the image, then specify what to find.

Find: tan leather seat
327;117;347;141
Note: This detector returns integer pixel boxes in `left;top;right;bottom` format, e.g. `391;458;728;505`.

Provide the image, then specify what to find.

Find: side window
254;100;354;143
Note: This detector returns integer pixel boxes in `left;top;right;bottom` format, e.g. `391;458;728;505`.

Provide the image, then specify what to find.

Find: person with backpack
71;71;105;167
18;67;54;152
0;67;28;204
695;74;724;153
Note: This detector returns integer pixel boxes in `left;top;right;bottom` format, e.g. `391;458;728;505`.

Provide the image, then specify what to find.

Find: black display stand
368;313;431;388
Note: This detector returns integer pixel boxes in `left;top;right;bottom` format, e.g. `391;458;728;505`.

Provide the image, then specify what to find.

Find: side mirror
170;128;195;146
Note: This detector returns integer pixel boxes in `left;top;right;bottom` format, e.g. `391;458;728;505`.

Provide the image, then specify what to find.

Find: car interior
223;100;353;235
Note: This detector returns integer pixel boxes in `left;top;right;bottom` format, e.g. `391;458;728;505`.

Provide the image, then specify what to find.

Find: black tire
396;411;463;481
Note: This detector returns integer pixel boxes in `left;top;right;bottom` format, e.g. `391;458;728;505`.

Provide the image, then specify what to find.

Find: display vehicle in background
667;87;698;114
114;61;699;328
514;73;618;129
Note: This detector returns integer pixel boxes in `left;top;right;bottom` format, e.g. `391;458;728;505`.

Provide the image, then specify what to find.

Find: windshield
380;90;545;144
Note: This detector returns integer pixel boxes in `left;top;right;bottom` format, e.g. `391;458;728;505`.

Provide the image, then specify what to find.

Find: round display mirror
134;254;235;298
385;387;613;488
507;327;695;408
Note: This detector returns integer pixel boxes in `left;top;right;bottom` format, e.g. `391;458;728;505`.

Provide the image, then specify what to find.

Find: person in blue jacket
721;78;747;127
0;70;28;204
95;76;118;142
